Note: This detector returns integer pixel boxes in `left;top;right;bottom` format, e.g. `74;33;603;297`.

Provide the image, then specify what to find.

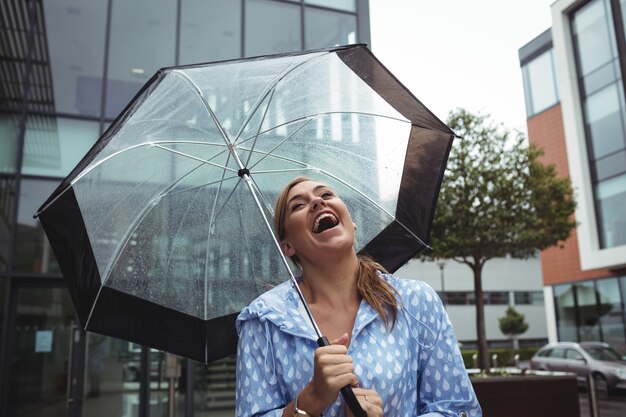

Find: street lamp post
437;261;446;305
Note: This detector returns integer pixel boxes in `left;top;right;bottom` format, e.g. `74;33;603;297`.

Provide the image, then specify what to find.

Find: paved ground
578;389;626;417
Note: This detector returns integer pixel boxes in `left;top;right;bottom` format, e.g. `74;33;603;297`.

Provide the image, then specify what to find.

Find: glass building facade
554;277;626;353
520;0;626;356
571;0;626;250
0;1;370;416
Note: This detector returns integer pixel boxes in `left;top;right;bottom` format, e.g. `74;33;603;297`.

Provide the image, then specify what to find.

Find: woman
236;176;481;417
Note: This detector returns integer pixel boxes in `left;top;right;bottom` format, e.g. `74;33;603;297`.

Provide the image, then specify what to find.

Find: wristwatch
293;393;315;417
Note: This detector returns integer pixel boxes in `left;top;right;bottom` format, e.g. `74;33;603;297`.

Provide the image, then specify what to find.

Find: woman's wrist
294;384;324;417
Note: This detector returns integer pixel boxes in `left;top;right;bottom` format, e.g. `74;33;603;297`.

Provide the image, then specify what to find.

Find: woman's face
280;180;356;263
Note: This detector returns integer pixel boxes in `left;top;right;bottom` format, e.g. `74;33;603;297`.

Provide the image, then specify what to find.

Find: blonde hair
274;176;399;329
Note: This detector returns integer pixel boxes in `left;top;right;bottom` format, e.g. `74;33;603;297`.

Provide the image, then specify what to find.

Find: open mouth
312;212;339;234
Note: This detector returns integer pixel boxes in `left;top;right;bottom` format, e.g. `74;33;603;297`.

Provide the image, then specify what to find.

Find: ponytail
356;256;398;330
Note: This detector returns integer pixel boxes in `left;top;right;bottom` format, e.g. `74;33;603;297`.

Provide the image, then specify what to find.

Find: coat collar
236;279;380;342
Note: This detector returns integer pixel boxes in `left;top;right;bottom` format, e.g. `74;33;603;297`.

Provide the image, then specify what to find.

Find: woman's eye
291;203;304;211
321;191;334;198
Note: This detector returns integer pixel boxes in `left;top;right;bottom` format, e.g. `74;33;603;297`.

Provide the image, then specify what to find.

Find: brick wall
526;104;612;285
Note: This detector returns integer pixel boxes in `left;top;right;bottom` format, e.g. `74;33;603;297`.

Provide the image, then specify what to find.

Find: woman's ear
280;241;295;257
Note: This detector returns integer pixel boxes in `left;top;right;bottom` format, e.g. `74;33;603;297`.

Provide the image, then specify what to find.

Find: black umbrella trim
88;286;238;363
38;187;101;326
335;45;452;134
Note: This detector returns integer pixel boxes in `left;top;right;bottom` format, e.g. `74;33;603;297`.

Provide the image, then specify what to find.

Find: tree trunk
472;263;489;370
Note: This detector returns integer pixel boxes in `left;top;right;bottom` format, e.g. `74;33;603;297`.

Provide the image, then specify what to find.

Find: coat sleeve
236;317;288;417
412;283;482;417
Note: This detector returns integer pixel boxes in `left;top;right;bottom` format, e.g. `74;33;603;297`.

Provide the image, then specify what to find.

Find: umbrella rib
247;119;312;171
232;52;328;143
242;174;323;338
243;87;276;168
172;70;233;147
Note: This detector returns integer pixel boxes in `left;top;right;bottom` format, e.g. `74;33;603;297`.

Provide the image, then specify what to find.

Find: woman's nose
310;196;326;211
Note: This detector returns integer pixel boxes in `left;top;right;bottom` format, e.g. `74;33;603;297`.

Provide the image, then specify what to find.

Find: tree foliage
499;306;529;338
424;108;576;369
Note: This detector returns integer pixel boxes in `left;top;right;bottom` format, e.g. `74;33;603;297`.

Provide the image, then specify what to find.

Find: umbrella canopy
36;44;454;364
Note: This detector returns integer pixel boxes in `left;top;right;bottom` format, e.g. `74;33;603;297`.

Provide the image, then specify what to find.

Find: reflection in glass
584;84;626;160
596;279;626;353
82;338;142;417
572;0;626;250
554;284;578;341
15;179;60;273
0;177;16;273
193;355;236;415
571;0;618;76
523;50;559;116
596;172;626;248
245;0;301;57
43;0;107;116
0;113;21;174
21;116;99;177
593;150;626;181
179;0;241;65
306;0;356;12
106;0;177;118
7;287;73;417
305;7;356;50
575;282;602;341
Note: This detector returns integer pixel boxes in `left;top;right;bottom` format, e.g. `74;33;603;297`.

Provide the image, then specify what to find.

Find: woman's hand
348;388;383;417
297;333;357;415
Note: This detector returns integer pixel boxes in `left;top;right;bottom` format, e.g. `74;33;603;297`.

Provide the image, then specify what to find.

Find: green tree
499;306;529;351
425;108;576;370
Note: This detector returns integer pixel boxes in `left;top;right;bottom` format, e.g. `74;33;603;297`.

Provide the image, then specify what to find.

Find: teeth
313;213;338;233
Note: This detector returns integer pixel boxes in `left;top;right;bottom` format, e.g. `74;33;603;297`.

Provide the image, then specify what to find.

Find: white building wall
396;257;548;344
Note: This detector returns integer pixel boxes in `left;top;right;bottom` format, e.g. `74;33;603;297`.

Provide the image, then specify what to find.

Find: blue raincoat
235;274;482;417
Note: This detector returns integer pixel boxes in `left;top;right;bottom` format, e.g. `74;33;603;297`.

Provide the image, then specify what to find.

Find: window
245;0;301;57
14;179;61;273
571;0;618;76
554;284;578;341
106;0;177;118
43;0;107;116
21;116;99;177
565;349;584;360
549;347;566;358
571;0;626;249
0;113;20;174
522;49;559;116
485;292;509;305
515;291;545;305
595;172;626;247
306;0;356;12
446;292;472;305
179;0;241;65
305;7;357;50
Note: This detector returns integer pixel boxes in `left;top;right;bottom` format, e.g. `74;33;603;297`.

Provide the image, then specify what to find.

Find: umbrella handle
317;336;367;417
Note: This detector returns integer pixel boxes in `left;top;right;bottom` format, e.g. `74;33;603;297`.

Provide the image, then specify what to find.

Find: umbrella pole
239;173;367;417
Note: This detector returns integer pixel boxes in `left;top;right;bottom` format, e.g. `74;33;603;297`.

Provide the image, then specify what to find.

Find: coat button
459;412;468;417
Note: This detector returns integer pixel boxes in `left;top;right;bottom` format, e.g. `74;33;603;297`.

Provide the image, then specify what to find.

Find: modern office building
397;257;548;349
0;1;370;416
519;0;626;355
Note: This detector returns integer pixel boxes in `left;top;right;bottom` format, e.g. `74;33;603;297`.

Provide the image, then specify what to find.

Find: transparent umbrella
35;44;453;371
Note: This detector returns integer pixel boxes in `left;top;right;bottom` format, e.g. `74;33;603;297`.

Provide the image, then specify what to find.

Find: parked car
530;341;626;394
